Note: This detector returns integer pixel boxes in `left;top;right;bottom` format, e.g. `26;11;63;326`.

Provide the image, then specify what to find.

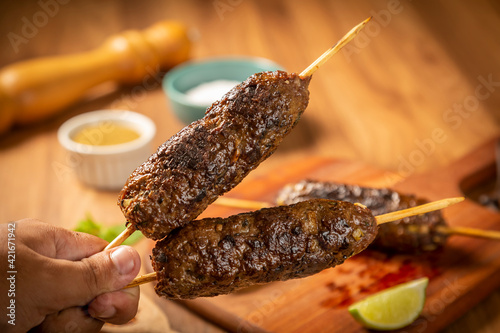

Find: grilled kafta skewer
118;71;311;240
152;199;377;299
131;196;462;293
276;180;448;253
111;19;370;246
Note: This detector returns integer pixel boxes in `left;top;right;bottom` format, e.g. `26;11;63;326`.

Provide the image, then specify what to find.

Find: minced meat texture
277;180;448;253
118;71;311;240
152;199;377;299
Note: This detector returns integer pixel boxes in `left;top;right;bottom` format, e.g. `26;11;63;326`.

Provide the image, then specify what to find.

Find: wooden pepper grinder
0;21;191;133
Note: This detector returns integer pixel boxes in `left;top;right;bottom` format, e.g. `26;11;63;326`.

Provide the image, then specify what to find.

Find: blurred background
1;0;498;173
1;0;500;332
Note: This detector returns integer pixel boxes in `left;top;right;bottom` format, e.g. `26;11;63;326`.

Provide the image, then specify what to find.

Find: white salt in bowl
163;57;283;124
57;110;156;191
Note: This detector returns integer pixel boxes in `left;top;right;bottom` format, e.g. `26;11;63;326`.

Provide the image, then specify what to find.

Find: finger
12;218;61;256
30;307;103;333
88;287;140;325
40;245;141;310
14;218;108;260
54;229;108;260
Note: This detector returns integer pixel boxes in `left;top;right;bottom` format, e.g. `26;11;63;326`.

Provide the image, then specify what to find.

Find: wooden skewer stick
106;19;371;251
125;196;464;288
109;197;270;250
374;197;464;225
299;16;371;78
437;225;500;240
214;197;272;210
125;271;158;289
216;197;465;226
216;197;467;226
104;198;138;250
104;224;136;251
216;196;500;241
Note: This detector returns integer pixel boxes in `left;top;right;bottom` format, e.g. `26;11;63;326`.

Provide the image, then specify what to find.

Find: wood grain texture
169;139;500;333
0;0;499;332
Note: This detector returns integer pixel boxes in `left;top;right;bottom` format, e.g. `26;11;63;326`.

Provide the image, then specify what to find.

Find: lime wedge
348;277;428;330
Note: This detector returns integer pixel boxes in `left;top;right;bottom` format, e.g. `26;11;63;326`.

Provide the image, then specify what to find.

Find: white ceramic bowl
163;57;283;124
57;110;156;190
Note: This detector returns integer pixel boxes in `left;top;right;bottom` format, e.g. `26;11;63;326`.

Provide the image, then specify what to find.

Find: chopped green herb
74;214;143;246
100;224;143;246
74;214;101;236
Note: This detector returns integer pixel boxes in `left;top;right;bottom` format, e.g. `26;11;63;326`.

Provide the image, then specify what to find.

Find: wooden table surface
1;0;499;332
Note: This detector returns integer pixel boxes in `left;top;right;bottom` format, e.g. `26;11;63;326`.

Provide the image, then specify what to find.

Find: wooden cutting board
152;138;500;333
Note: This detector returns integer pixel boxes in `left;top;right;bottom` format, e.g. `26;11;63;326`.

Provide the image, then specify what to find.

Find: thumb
45;245;141;309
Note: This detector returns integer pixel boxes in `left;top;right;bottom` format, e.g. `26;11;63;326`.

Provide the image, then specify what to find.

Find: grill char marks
277;180;449;253
152;199;377;299
118;71;311;240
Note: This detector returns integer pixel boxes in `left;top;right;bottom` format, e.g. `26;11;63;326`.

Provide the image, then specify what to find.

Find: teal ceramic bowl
163;57;283;124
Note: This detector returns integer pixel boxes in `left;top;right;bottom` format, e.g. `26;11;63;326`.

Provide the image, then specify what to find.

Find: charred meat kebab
276;180;448;253
152;199;377;299
119;71;311;240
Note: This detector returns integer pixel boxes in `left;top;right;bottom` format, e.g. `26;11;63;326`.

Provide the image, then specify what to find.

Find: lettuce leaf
74;214;143;246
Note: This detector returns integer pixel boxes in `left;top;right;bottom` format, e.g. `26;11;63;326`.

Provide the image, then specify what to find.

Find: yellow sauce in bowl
72;122;140;146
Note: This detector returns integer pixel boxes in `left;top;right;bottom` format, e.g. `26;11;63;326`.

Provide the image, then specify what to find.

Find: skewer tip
375;196;465;225
299;16;372;77
104;224;137;251
447;196;465;204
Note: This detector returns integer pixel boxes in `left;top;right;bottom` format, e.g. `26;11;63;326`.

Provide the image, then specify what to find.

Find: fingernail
88;294;117;320
95;305;116;319
110;246;135;275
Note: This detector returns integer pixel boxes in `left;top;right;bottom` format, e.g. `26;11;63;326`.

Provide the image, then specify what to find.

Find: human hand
0;218;141;332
